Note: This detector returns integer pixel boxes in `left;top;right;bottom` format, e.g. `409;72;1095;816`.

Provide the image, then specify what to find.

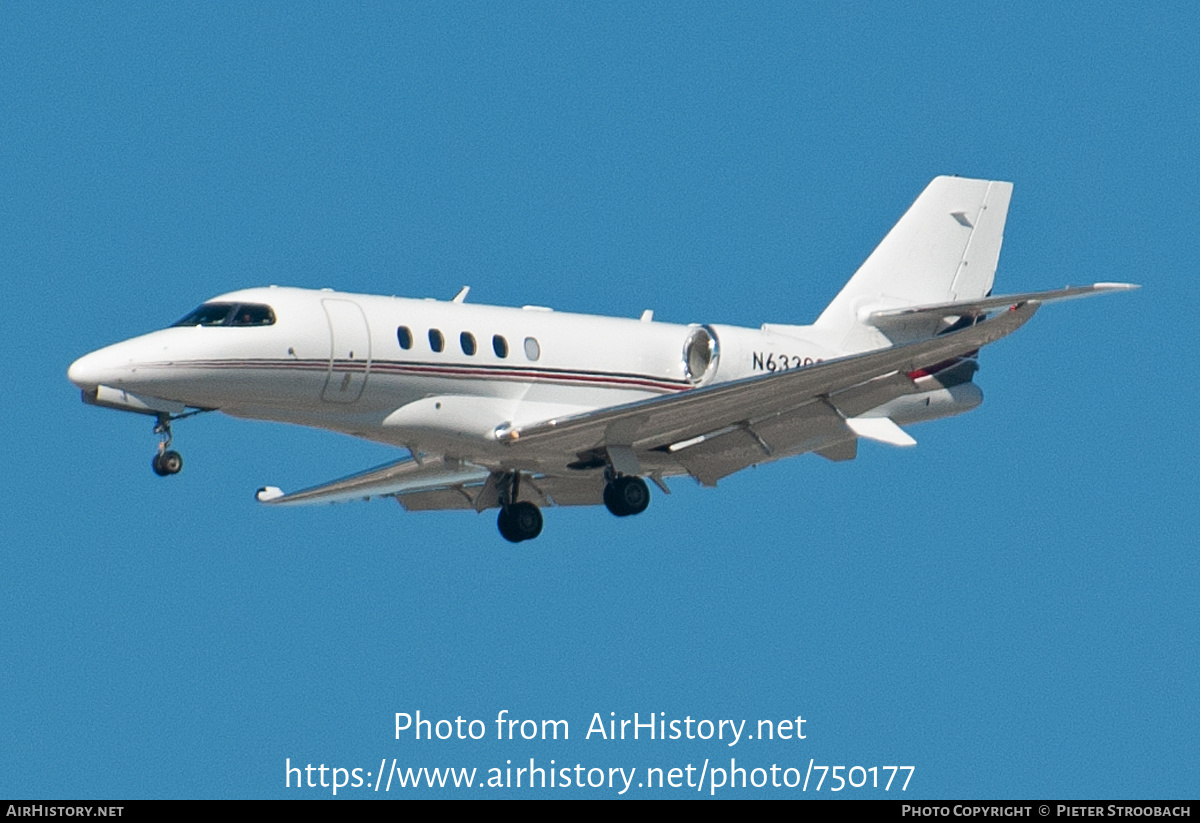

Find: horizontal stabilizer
869;283;1138;326
256;455;490;506
846;416;916;447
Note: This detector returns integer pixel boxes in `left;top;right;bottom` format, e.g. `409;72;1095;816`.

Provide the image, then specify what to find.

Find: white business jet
68;177;1135;542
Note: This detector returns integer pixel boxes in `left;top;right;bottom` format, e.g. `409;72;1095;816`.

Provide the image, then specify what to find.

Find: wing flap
670;426;769;487
826;371;918;417
394;473;605;511
669;398;855;485
815;439;858;462
395;487;478;511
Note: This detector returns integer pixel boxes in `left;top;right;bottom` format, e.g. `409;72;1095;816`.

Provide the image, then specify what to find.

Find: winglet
256;486;285;502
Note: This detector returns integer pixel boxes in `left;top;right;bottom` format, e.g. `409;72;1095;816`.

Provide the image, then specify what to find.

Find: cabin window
493;335;508;358
524;336;540;361
460;332;476;355
173;303;275;327
429;329;444;352
397;326;413;350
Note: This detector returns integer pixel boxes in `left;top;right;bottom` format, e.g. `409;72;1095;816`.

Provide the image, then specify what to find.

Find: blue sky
3;2;1196;798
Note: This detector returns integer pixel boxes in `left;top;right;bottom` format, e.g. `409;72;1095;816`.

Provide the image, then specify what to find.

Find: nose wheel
151;413;183;476
152;450;183;476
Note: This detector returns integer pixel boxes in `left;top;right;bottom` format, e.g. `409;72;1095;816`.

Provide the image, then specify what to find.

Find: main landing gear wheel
497;501;543;543
152;450;183;476
604;475;650;517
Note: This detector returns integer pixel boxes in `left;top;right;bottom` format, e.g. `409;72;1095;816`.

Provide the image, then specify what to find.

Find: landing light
493;423;520;441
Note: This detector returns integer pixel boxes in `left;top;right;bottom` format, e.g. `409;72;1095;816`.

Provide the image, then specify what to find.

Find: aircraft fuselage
69;285;888;461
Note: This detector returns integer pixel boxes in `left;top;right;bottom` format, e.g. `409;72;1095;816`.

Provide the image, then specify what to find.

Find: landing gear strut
151;413;183;477
603;474;650;517
495;471;543;543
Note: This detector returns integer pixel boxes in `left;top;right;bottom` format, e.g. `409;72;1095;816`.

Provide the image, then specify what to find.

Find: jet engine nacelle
865;382;983;426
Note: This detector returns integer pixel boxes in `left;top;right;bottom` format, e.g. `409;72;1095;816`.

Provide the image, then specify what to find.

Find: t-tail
813;175;1013;352
808;176;1134;353
796;175;1136;446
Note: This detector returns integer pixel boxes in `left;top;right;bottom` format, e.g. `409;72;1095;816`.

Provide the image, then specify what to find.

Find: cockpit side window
172;302;275;327
230;304;276;326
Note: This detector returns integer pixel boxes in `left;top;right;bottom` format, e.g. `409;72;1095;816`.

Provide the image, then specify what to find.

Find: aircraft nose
68;351;100;388
67;345;131;389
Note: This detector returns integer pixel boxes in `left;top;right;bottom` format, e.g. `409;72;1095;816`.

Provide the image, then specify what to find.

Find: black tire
152;453;168;476
606;476;650;517
159;450;183;475
509;501;543;541
603;482;628;517
497;508;521;543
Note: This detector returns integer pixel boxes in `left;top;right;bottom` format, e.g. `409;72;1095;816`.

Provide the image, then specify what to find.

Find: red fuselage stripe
142;359;691;393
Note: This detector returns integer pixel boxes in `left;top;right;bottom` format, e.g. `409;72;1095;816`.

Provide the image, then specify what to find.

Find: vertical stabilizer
814;176;1012;350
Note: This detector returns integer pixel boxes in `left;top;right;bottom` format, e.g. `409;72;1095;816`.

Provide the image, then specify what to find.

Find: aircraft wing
504;300;1041;476
255;454;608;511
255;455;491;506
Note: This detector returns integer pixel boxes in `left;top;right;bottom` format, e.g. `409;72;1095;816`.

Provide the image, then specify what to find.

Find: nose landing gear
151;413;183;476
152;450;183;476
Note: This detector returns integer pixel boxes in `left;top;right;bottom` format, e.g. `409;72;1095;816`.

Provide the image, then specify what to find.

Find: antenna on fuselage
452;286;470;303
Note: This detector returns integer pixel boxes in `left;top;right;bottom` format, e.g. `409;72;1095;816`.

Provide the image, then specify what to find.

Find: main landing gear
492;469;653;542
603;474;650;517
150;413;183;477
497;502;543;543
495;471;543;543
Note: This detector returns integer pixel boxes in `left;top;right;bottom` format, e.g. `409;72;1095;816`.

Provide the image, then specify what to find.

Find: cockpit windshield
173;303;276;327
